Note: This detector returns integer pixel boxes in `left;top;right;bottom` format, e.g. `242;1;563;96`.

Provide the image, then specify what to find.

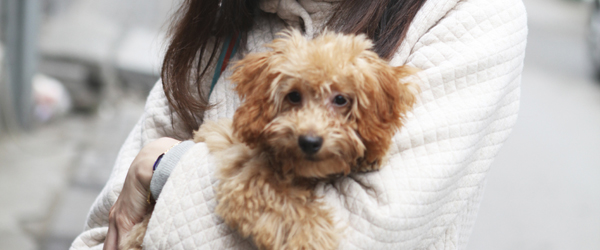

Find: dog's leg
216;160;339;250
193;119;239;151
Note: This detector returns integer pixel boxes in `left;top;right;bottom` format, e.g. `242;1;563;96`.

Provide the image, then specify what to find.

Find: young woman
72;0;527;249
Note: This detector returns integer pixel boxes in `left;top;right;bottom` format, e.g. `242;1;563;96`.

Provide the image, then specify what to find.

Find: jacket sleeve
70;80;189;250
324;0;528;249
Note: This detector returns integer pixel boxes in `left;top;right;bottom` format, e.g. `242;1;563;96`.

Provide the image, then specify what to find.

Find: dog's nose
298;135;323;155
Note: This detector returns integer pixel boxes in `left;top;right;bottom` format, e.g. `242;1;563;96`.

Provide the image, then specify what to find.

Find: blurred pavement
0;97;144;250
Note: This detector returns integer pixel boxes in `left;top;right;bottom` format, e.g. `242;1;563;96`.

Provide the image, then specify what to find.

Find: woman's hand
103;137;180;250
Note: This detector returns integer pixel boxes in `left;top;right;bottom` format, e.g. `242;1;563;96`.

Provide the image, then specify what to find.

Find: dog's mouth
293;154;352;178
304;155;320;162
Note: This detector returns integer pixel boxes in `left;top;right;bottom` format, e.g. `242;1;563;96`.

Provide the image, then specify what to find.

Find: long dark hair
162;0;427;133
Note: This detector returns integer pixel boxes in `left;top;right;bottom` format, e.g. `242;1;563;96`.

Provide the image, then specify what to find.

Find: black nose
298;135;323;155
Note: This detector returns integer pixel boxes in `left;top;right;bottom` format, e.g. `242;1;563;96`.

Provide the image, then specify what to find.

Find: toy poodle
122;29;417;250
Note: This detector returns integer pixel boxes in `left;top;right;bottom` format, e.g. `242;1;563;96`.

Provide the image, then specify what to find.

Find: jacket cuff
150;140;195;200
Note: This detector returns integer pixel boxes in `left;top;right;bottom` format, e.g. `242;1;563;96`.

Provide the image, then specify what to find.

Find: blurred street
467;0;600;249
0;0;599;249
0;0;171;249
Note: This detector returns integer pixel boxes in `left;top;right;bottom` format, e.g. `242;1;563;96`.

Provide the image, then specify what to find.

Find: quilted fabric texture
70;0;527;249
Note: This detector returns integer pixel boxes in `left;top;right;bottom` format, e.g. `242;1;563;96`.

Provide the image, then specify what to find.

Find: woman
72;0;527;249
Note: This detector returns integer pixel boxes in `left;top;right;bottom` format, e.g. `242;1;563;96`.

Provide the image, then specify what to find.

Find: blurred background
0;0;178;249
0;0;598;249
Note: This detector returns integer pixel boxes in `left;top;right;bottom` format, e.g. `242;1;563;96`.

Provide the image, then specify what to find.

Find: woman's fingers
102;137;181;249
103;218;118;250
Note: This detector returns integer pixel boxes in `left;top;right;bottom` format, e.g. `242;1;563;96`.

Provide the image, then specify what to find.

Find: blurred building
0;0;178;132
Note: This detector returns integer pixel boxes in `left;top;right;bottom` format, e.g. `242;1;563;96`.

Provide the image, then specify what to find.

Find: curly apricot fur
121;29;417;250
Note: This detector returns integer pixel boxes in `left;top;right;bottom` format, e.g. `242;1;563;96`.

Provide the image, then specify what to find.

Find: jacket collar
259;0;340;38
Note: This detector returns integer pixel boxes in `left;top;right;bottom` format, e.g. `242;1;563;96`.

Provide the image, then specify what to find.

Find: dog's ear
230;50;280;148
355;63;418;166
230;29;305;148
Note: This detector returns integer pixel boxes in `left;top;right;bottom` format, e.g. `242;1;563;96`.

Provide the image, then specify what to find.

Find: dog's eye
333;95;348;106
286;91;302;104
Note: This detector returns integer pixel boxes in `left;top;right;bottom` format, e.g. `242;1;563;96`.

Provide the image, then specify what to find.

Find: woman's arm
103;137;180;250
326;0;528;249
70;80;189;250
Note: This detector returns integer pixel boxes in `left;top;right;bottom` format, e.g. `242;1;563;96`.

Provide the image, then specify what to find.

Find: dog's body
122;30;417;250
194;119;339;250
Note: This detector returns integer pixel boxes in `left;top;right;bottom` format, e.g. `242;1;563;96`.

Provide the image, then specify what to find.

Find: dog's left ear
230;30;305;148
230;51;279;148
355;64;418;166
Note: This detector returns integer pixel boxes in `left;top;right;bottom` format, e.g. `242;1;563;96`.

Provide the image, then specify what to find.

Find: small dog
123;29;417;250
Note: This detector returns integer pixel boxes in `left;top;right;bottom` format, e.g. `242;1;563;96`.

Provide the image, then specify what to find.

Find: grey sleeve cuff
150;140;195;200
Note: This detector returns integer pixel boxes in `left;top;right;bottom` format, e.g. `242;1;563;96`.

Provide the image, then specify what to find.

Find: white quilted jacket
71;0;528;249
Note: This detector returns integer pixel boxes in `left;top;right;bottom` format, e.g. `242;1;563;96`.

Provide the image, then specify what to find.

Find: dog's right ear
230;51;279;148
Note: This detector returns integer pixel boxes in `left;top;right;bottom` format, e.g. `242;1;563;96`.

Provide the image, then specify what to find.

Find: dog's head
230;30;417;178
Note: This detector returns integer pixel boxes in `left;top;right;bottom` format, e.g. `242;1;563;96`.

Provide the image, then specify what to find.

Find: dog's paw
355;159;383;173
358;163;380;172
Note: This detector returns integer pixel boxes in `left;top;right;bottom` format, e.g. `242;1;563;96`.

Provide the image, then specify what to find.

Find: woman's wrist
104;138;180;250
132;137;182;189
149;140;195;200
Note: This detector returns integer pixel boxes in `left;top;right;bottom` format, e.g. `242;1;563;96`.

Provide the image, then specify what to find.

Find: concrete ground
1;0;599;249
